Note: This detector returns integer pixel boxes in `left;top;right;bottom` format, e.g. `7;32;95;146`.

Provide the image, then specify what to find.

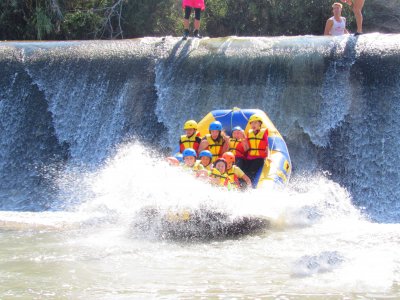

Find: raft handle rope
214;108;249;134
230;108;249;132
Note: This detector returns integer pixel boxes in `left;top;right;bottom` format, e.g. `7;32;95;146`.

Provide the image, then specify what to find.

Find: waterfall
1;34;399;222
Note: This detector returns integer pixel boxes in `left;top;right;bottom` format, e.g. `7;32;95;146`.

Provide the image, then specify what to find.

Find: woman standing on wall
182;0;205;39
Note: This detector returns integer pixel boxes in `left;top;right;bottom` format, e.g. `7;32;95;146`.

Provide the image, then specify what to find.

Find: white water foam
67;142;364;232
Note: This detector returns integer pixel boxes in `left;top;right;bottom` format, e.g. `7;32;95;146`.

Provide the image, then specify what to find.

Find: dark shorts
184;6;201;20
242;158;265;188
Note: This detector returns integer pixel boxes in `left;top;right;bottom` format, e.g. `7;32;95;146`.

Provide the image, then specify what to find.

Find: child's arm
197;138;208;154
241;174;252;186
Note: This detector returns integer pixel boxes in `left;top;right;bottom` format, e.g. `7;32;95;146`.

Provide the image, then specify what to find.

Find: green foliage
121;0;182;37
31;6;53;40
61;11;103;39
0;0;399;40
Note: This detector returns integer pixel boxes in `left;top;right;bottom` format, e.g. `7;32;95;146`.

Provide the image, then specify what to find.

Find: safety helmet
199;150;213;158
222;152;235;163
248;114;263;124
174;153;183;162
209;121;222;131
182;148;197;158
214;158;227;169
232;126;243;132
184;120;198;130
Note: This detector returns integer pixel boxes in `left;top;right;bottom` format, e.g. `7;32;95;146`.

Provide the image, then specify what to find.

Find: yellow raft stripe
197;112;216;137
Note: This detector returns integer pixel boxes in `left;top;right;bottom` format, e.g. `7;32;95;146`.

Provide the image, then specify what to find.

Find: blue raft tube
195;107;292;189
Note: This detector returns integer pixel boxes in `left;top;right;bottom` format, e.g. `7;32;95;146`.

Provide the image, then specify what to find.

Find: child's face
232;130;242;139
210;130;219;139
226;161;233;169
185;128;195;136
215;161;226;173
200;156;211;166
250;121;262;131
184;156;196;167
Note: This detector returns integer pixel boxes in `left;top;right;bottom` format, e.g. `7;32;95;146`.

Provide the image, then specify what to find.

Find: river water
1;35;400;298
0;143;399;299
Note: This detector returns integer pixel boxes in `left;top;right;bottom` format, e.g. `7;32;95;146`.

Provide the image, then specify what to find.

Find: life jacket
205;134;224;163
180;132;201;153
247;128;268;158
182;160;203;173
200;161;213;171
182;164;195;172
210;168;229;187
193;160;205;171
229;138;246;158
227;165;240;186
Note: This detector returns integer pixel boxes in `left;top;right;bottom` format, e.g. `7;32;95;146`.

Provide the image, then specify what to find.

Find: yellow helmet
248;114;263;124
183;120;198;130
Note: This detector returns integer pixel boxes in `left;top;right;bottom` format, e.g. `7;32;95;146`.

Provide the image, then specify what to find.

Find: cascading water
0;35;399;298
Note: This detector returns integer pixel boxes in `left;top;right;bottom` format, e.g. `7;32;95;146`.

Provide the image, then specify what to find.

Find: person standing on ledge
182;0;205;39
324;3;349;36
341;0;365;35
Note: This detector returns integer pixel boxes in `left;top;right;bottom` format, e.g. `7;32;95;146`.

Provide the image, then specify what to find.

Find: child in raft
179;120;202;155
222;152;252;189
209;158;231;188
197;150;213;171
181;148;204;172
228;126;248;170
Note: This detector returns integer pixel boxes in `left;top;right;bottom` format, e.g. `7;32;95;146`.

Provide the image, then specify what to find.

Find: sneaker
182;29;190;40
193;30;202;38
354;32;363;36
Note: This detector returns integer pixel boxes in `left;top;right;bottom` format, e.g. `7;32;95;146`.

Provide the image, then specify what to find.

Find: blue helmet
174;153;183;162
209;121;222;131
199;150;212;158
182;148;197;158
232;126;243;132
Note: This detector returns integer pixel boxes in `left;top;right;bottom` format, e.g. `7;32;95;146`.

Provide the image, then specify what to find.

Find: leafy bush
0;0;399;40
61;11;103;39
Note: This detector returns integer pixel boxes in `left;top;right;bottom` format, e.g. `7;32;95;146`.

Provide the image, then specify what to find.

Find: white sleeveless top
329;17;346;36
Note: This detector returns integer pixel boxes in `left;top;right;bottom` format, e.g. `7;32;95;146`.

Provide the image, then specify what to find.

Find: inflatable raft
131;206;270;241
197;107;292;189
131;108;291;241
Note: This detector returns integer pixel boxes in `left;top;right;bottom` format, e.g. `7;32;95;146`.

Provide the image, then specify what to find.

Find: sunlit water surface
1;143;399;299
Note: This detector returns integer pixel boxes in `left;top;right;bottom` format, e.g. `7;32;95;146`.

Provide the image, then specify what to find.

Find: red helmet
214;158;227;169
222;152;235;163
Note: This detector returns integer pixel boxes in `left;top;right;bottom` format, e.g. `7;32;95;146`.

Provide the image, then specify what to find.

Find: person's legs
193;8;202;37
182;6;192;38
235;158;245;170
184;6;192;29
353;0;365;33
194;8;201;29
243;158;264;188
